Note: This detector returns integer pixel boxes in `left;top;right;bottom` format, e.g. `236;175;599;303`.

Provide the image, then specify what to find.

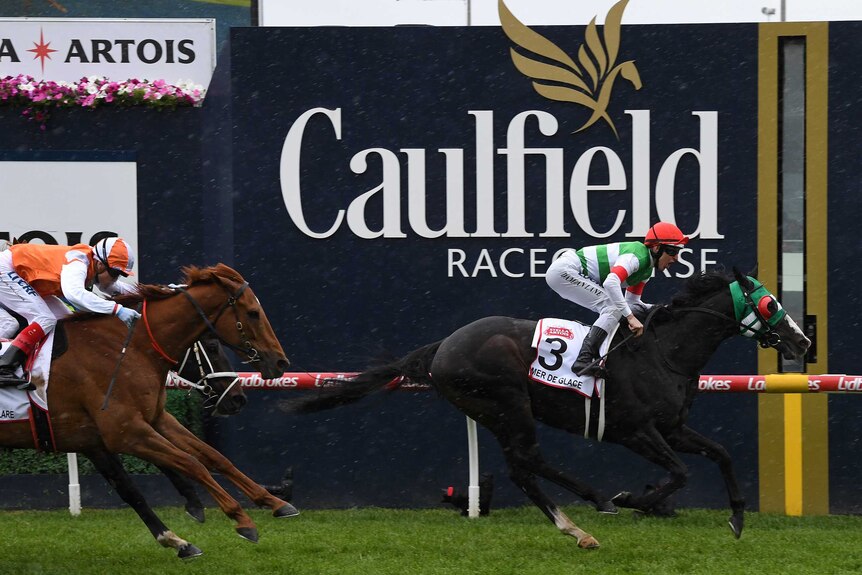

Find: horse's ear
747;263;758;278
733;266;754;290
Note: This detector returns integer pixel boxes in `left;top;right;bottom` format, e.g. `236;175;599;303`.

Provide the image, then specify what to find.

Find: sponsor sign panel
256;0;467;26
0;18;216;89
0;156;139;280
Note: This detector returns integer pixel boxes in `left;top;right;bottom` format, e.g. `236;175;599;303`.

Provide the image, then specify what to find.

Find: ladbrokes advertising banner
231;1;758;370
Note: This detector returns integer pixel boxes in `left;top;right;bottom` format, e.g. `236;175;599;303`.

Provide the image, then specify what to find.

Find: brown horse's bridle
143;280;262;366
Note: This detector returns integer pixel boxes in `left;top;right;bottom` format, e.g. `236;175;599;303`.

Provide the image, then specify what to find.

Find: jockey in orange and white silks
545;222;689;377
0;237;141;388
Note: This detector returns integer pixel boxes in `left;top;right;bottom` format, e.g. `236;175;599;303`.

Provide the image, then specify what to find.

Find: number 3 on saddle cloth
529;318;619;441
0;329;58;451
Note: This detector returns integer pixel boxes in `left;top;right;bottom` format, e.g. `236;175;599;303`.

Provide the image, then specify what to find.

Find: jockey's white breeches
545;250;622;334
0;250;59;334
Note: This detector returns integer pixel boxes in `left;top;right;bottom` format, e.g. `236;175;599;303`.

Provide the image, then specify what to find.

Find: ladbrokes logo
499;0;641;138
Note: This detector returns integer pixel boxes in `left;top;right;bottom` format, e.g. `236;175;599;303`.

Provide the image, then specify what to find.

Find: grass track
0;506;860;574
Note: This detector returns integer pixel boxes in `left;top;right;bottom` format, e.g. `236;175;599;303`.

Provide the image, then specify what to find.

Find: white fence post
466;416;480;518
67;452;81;516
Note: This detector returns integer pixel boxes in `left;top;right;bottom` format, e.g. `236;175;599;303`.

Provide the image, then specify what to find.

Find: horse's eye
757;296;778;319
247;310;261;320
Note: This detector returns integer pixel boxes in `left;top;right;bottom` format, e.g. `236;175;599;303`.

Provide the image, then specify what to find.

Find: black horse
288;269;810;549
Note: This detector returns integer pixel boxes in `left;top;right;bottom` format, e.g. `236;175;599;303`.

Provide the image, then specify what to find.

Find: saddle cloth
529;318;617;398
0;335;53;421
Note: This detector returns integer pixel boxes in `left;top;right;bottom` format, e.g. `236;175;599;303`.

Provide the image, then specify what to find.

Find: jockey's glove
116;306;141;329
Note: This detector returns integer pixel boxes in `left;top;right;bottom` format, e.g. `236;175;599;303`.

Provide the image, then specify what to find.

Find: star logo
27;28;58;76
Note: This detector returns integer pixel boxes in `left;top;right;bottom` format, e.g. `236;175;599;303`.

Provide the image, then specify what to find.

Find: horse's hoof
728;513;744;539
236;527;259;543
611;491;633;507
274;503;300;518
185;505;205;523
578;536;600;549
177;543;203;560
596;501;618;514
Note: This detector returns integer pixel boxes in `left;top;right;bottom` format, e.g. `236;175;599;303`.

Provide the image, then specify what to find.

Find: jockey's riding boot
0;344;30;389
573;325;608;377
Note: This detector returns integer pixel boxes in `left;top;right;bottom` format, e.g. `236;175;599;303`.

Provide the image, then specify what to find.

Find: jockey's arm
602;259;645;336
625;282;653;310
59;256;123;316
101;277;137;297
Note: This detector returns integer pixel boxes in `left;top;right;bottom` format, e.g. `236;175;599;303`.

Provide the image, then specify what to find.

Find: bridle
642;281;786;375
143;280;262;366
168;340;242;412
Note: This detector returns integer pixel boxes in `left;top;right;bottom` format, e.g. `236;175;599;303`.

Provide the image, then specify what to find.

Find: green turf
0;506;859;574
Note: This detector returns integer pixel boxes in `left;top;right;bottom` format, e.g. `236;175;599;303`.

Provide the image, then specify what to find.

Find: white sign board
0;159;140;279
0;18;216;90
257;0;468;26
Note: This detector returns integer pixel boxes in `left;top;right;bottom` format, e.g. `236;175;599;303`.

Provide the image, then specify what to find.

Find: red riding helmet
93;237;136;277
643;222;689;247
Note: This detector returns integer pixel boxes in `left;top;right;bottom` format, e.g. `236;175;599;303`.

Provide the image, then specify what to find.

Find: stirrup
0;370;31;389
0;377;31;389
16;380;35;391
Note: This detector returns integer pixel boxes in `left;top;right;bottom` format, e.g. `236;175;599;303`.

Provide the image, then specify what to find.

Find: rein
143;299;177;364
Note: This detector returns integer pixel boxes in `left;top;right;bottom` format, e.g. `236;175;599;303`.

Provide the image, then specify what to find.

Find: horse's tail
282;340;443;414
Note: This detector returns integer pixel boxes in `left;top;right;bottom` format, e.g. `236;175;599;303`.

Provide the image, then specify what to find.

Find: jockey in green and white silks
546;222;689;377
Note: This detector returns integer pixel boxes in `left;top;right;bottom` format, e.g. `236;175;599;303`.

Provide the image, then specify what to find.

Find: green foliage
0;390;204;475
0;507;861;574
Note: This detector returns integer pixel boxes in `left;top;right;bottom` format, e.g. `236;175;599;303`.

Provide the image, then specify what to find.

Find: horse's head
176;335;248;416
731;268;811;360
183;264;290;379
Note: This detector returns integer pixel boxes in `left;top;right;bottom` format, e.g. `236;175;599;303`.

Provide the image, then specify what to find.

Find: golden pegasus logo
499;0;641;138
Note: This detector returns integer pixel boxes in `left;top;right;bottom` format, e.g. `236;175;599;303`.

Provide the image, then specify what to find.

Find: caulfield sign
232;2;756;299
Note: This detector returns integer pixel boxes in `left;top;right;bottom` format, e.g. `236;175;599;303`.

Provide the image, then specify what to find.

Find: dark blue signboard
230;24;758;368
226;22;762;508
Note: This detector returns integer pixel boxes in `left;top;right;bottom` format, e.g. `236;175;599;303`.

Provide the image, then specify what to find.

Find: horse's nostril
236;395;247;408
279;358;291;370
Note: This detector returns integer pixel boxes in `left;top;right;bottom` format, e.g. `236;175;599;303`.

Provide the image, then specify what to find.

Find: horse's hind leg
84;449;202;559
475;407;600;548
157;464;206;523
666;424;745;538
153;413;299;519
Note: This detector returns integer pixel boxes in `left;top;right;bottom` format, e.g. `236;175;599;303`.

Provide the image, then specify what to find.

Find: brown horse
0;264;294;558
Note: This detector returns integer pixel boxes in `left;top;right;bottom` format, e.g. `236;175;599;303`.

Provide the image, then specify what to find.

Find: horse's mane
669;268;735;309
63;263;244;322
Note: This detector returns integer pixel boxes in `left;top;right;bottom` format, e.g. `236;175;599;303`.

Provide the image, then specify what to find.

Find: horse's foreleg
156;464;206;523
612;426;689;513
103;424;262;542
153;413;299;519
83;449;202;559
666;424;745;538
